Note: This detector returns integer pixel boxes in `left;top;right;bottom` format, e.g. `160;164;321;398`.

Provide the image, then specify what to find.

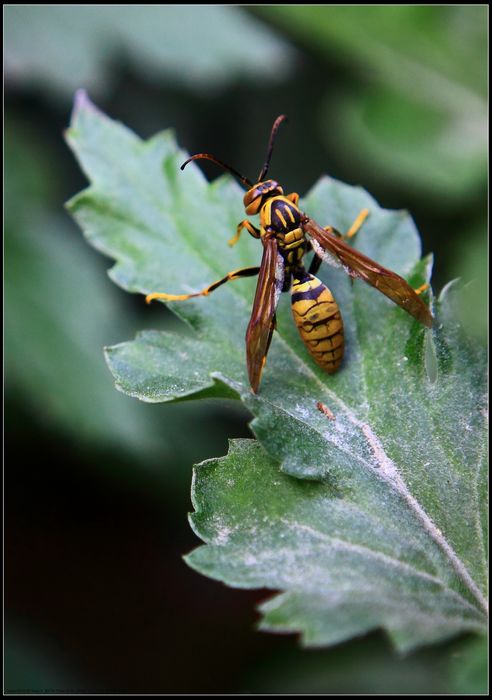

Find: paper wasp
146;116;433;393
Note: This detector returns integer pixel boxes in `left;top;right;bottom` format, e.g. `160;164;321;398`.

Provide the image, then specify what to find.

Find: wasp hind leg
308;246;323;277
344;208;370;240
323;208;370;243
145;266;260;304
310;208;370;281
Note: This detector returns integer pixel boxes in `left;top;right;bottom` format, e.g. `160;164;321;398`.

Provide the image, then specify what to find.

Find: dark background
5;6;487;694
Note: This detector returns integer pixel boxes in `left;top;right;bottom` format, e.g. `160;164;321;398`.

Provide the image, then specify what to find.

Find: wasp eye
244;194;262;215
243;188;256;207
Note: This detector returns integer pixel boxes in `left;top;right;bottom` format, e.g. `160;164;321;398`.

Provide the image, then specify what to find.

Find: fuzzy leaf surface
187;439;486;651
66;95;488;649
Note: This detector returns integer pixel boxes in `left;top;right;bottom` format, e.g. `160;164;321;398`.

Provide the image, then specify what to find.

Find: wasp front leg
285;192;300;206
228;220;260;247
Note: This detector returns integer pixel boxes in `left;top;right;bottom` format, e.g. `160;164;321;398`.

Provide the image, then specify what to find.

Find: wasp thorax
243;180;283;215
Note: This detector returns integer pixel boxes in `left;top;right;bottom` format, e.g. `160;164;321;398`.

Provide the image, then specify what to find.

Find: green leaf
5;210;234;467
187;439;486;652
66;95;487;650
5;116;237;472
5;6;293;100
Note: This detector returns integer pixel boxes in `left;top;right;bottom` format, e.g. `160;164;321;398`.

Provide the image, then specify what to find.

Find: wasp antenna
258;114;288;182
181;153;252;187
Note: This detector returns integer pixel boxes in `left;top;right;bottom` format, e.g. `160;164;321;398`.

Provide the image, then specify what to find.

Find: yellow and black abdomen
291;273;344;373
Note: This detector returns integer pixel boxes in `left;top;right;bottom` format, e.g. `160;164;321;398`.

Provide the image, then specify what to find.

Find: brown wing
302;216;433;328
246;235;284;393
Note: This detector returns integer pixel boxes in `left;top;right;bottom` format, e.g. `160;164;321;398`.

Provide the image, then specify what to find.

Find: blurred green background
5;5;487;694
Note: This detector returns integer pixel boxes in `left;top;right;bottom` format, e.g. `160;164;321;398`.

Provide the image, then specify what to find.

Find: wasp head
243;180;283;215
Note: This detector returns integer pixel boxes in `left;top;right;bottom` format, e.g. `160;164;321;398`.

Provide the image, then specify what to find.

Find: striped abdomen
291;273;344;373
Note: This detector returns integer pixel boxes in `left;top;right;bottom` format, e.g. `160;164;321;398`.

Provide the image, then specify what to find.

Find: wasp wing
302;216;433;328
246;235;285;393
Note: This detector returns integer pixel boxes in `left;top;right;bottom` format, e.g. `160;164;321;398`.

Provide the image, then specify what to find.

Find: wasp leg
344;208;370;240
414;283;429;295
307;209;368;277
146;266;260;304
322;208;370;243
308;244;323;276
228;220;260;247
285;192;300;206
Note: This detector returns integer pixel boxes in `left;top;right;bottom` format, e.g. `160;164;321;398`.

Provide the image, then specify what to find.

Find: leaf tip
72;88;95;119
438;277;461;304
67;89;106;136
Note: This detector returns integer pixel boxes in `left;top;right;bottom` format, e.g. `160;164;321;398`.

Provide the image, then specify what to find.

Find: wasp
146;116;433;393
